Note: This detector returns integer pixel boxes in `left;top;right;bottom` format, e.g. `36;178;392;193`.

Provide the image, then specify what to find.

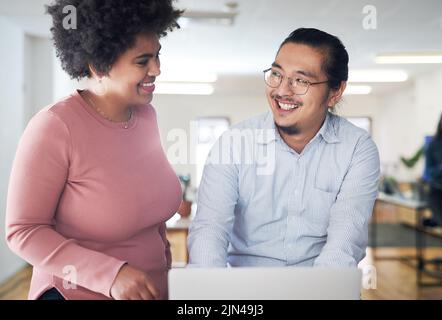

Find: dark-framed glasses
263;68;329;95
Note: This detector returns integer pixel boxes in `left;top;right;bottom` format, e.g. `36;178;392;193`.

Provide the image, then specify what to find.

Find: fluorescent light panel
348;70;408;82
344;85;372;95
157;72;218;83
155;83;214;95
375;53;442;64
178;10;237;27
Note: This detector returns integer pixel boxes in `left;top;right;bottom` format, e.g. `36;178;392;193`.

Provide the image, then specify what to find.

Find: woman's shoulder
134;103;158;123
34;92;80;122
23;93;86;144
136;103;156;115
49;92;83;117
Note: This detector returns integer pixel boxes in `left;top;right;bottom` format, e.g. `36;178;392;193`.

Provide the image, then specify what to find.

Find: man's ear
327;81;347;107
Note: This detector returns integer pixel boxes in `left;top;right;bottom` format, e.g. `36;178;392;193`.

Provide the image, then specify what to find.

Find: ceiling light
155;83;214;95
343;85;372;95
375;53;442;64
157;72;218;83
178;10;238;27
348;70;408;82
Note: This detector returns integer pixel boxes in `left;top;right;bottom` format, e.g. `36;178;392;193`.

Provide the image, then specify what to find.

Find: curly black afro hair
46;0;182;80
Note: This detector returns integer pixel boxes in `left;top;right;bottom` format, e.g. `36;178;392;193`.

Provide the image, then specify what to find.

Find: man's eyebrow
296;70;315;78
134;46;162;59
271;62;316;79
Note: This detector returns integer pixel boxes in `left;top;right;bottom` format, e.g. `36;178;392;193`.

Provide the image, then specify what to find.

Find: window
195;117;230;186
346;117;372;134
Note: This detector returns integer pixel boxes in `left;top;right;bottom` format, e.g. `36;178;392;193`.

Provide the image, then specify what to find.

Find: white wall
24;35;53;123
53;49;85;101
0;16;28;284
372;68;442;181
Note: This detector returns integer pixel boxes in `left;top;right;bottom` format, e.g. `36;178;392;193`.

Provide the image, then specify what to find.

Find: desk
166;213;191;267
372;192;442;286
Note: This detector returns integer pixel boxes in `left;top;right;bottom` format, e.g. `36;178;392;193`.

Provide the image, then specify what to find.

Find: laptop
168;267;361;300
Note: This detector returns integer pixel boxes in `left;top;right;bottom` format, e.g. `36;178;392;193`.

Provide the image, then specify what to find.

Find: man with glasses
188;28;380;268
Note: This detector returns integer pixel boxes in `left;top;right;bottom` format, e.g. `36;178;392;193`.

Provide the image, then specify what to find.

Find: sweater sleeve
5;110;126;298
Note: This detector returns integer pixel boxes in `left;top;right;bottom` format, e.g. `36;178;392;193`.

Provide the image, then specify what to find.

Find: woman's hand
110;264;160;300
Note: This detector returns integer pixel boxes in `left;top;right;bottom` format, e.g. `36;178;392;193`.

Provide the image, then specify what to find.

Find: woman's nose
147;59;161;77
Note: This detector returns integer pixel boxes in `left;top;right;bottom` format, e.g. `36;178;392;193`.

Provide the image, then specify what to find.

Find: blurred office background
1;0;442;299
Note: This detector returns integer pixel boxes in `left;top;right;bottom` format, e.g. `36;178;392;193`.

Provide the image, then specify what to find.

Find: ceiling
1;0;442;94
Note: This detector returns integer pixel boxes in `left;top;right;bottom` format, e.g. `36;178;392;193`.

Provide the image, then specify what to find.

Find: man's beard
275;122;300;135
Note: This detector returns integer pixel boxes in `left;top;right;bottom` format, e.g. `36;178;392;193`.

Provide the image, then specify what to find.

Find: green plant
400;145;424;168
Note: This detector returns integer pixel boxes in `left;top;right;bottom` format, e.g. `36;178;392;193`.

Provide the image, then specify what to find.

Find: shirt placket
284;150;303;264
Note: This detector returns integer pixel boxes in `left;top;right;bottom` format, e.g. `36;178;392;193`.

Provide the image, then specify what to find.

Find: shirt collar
316;112;340;144
256;112;279;145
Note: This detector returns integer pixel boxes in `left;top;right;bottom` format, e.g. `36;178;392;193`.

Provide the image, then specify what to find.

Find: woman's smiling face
102;33;162;106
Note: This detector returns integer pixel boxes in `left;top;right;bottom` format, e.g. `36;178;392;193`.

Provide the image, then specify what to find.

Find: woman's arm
5;110;126;298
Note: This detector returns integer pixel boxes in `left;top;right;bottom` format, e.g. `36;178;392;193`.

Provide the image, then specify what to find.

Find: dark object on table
177;174;192;217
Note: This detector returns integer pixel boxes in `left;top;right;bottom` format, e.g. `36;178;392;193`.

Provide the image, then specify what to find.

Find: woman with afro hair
6;0;183;300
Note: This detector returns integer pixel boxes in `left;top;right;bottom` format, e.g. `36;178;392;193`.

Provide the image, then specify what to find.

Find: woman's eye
137;60;148;66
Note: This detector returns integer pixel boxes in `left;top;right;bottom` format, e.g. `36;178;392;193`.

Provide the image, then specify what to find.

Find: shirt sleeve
313;134;380;267
5;110;126;298
187;134;238;267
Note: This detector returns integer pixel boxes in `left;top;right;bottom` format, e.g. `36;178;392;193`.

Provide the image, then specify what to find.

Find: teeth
140;82;154;87
278;102;298;110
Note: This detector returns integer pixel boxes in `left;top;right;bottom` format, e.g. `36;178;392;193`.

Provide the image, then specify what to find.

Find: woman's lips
139;82;155;94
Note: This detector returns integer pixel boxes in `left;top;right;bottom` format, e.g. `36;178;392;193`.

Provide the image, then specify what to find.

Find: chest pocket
305;187;337;234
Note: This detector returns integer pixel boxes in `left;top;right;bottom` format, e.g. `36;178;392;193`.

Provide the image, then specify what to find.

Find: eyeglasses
263;68;329;95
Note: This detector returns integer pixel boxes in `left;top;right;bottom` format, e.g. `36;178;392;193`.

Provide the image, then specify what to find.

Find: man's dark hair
46;0;183;80
279;28;349;90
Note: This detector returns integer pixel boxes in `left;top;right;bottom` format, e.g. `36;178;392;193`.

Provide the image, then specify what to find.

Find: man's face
265;42;335;136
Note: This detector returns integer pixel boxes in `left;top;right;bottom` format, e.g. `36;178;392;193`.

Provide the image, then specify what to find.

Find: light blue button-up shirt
188;111;380;267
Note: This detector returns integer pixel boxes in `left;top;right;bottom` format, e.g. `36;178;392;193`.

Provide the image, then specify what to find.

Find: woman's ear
88;64;103;80
87;64;108;95
327;81;347;107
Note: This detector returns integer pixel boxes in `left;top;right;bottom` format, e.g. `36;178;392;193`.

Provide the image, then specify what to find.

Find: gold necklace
84;92;132;129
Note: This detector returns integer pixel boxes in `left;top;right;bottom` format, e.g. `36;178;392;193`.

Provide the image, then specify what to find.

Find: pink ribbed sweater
5;91;182;300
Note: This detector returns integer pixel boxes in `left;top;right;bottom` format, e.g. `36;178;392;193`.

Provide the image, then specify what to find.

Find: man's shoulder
328;113;371;142
326;114;379;168
230;111;273;130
